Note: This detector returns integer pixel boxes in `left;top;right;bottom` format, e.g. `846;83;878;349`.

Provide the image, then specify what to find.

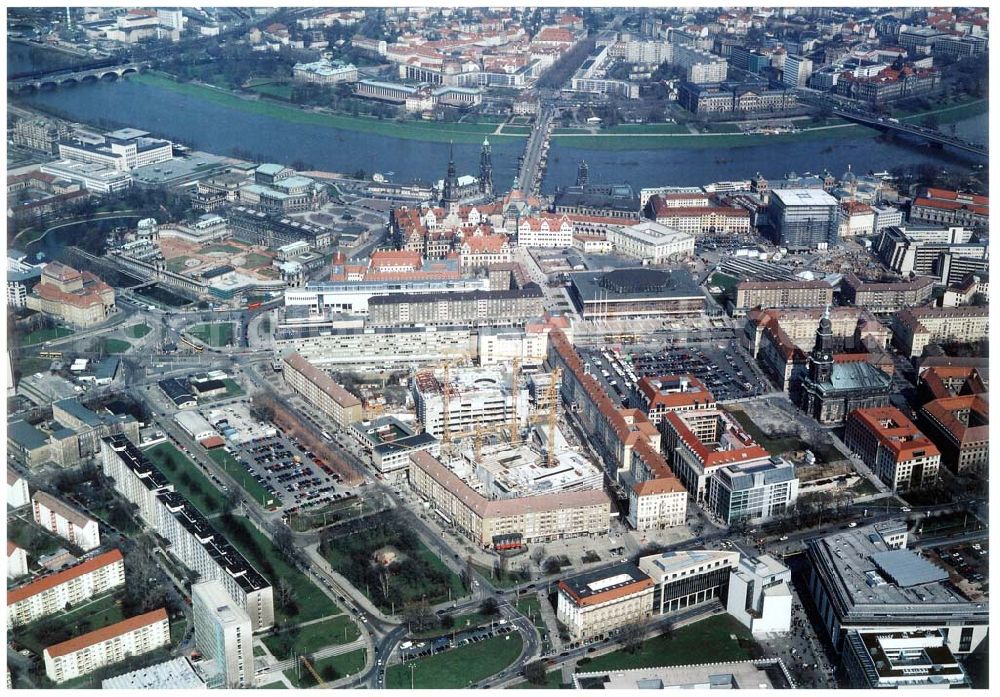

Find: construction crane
300;655;327;688
509;357;521;445
527;367;561;468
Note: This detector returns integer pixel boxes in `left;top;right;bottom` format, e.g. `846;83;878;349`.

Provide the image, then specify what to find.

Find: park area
263;615;360;660
385;632;523;689
321;511;466;613
124;323;151;339
18;326;73;346
188;322;234;347
284;648;367;687
580;614;752;673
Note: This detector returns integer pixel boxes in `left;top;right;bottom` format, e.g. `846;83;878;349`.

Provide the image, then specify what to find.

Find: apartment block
407;450;611;548
841;273;935;314
32;490;101;552
920;395;988;474
8;542;29;579
283;352;363;428
43;608;170;684
635;375;716;425
557;564;654;641
844;407;940;491
892;306;989;358
100;435;274;630
192;580;253;689
8;549;125;626
7;466;30;508
733;280;833;317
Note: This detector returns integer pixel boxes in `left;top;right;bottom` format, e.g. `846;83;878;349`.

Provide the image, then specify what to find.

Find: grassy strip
385;633;523;689
410;611;497;639
18;327;74;346
188;322;234;347
258;681;287;689
144;442;227;514
515;595;548;638
284;648;367;687
101;338;131;354
222;378;245;398
134;73;525;144
206;449;277;508
13;592;124;655
508;670;564;689
124;323;151;338
262;615;360;660
216;514;340;623
583;615;751;673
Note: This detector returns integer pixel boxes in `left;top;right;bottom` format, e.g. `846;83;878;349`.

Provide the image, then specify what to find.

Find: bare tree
530;545;547;568
619;617;650;654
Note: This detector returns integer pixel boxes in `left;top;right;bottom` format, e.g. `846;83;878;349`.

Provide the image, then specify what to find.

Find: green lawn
216;514;340;623
285;648;367;687
551;124;870;150
412;611;496;639
583;614;752;673
322;518;467;612
144;442;227;514
386;633;523;689
471;562;528;589
8;517;65;558
124;323;151;339
135;73;525;144
250;82;294;100
259;681;287;689
188;322;234;347
707;272;739;296
202;243;245;254
206;449;278;509
15;355;54;377
13;592;125;655
515;595;548;638
222;378;245;398
604;123;689;134
241;252;273;269
18;326;74;346
262;615;360;660
101;338;131;354
165;256;192;273
500;126;533;135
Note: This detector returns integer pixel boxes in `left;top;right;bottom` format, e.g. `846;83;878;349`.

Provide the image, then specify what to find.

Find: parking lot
398;622;516;662
930;541;988;597
579;337;770;406
227;428;354;517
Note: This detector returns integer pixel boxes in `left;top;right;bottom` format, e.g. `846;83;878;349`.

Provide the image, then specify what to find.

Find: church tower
808;306;835;383
441;141;459;211
479;137;493;200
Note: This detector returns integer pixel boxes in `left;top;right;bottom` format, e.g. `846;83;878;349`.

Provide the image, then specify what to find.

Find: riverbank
132;73;525;144
546;97;987;150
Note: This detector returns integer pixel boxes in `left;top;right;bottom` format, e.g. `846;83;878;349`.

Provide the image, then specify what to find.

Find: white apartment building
726;554;793;635
193;580;253;689
673;43;728;83
607;220;695;263
783;54;813;87
477;327;550;367
100;435;275;631
557;564;655;641
517;214;575;248
276;324;476;367
627;478;688;531
624;39;672;65
8;549;126;626
7;466;31;508
44;608;170;684
32;490;101;552
872;204;904;233
8;542;29;579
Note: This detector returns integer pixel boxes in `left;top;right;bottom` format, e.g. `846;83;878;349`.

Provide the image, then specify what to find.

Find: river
12;53;988;192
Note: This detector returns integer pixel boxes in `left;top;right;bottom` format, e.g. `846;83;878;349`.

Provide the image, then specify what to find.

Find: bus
247;301;262;310
180;336;204;353
39;351;62;358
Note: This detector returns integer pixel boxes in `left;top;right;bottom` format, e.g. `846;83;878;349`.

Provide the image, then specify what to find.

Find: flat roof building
606;220;695;264
102;657;205;690
805;520;988;655
568;268;705;319
192;580;253;689
769;188;839;250
843;629;969;689
283;352;363;428
573;659;791;689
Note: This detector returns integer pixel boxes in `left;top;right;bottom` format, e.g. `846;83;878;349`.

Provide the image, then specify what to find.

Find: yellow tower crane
526;367;562;468
300;655;327;688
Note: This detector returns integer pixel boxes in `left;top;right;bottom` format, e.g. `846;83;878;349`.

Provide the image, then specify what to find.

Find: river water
11;41;987;193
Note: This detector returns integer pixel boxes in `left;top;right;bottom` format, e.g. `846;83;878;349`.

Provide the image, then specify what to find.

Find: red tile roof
8;549;123;605
44;608;168;659
848;407;940;463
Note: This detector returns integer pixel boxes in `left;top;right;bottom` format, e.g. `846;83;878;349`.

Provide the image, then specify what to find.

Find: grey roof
871;549;949;588
53;399;103;428
812;361;893;392
8;420;49;450
94;357;120;380
570;268;703;301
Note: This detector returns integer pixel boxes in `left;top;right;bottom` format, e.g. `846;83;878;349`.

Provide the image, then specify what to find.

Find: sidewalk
304;544;395;624
535;592;564;652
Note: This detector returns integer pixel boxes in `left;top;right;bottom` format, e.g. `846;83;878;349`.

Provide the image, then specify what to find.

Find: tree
440;614;455;629
619;618;649;653
224;488;244;514
479;597;500;616
543;557;562;575
402;600;435;631
271;521;296;560
529;545;547;568
524;660;547;685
